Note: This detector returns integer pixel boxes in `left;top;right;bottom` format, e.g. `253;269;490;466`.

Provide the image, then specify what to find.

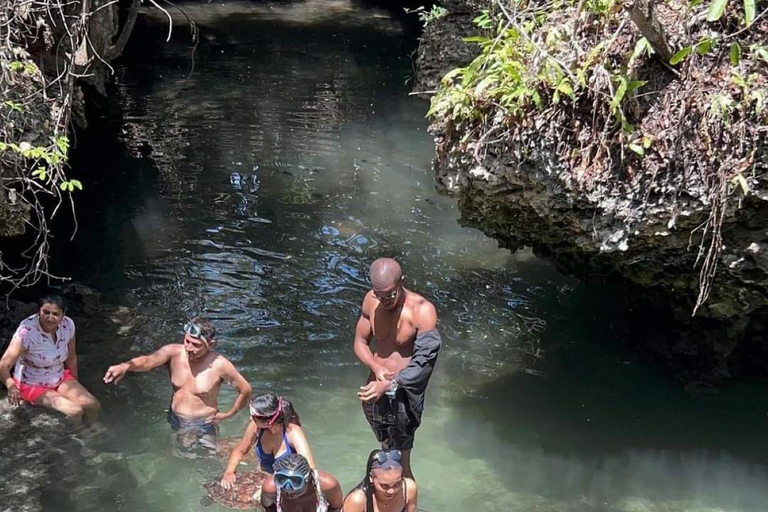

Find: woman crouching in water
343;450;417;512
0;294;100;425
262;453;343;512
221;393;315;488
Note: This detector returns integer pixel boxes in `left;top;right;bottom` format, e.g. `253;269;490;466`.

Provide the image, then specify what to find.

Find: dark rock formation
417;1;768;381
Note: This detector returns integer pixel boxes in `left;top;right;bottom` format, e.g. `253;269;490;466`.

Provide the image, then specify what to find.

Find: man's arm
210;359;252;423
414;300;437;332
0;337;25;405
103;344;179;384
65;335;79;380
261;476;277;512
392;301;440;408
323;474;344;512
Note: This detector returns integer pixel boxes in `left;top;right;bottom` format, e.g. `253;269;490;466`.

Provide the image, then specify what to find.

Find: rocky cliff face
0;0;137;284
416;0;768;381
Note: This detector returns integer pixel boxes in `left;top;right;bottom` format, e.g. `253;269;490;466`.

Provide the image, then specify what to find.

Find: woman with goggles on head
261;453;343;512
342;450;417;512
221;393;316;489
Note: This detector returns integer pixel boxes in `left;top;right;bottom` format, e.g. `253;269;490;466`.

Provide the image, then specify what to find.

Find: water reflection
31;0;768;511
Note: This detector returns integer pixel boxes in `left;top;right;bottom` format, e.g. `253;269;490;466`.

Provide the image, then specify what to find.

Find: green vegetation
427;0;767;313
405;5;450;26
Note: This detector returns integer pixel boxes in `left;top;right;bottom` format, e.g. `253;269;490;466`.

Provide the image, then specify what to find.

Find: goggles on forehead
274;469;309;493
184;322;209;345
251;397;282;427
371;449;402;469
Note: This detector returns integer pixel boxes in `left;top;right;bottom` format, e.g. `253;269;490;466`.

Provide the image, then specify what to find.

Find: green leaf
69;179;83;190
670;46;692;65
754;45;768;62
731;173;749;195
744;0;755;26
556;80;575;100
463;36;490;44
642;135;653;149
610;76;628;111
696;38;714;56
630;38;652;64
706;0;729;21
629;143;645;156
32;167;47;180
731;72;746;88
60;182;68;191
730;42;741;65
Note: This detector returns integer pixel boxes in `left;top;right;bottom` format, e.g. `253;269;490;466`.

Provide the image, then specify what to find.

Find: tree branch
624;0;673;63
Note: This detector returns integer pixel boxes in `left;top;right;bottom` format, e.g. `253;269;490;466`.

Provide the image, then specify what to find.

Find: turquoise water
9;1;768;511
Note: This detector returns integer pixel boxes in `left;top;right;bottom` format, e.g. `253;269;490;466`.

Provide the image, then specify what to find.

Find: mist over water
15;1;768;511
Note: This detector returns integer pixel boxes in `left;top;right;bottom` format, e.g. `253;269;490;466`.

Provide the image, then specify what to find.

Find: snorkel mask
274;469;310;494
184;322;210;348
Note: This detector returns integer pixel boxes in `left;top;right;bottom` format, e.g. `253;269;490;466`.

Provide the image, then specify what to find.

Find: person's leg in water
34;390;85;426
57;379;101;424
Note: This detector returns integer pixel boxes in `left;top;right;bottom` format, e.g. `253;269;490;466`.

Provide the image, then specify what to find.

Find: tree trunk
625;0;674;63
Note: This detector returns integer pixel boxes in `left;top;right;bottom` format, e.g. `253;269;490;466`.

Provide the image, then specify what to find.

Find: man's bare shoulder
162;344;185;356
361;290;376;315
344;488;366;508
319;471;341;491
210;351;236;370
405;291;437;329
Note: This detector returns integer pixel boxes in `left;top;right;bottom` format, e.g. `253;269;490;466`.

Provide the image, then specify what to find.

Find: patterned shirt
12;314;75;387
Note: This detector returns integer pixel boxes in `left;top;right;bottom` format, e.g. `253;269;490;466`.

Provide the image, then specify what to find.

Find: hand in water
103;363;128;384
6;383;20;406
221;472;236;490
358;380;390;402
207;412;229;425
374;365;395;382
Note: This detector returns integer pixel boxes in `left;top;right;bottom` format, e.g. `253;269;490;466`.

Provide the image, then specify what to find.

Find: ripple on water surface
35;0;768;511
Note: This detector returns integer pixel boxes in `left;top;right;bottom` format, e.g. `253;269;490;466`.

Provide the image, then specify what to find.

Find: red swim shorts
14;369;75;404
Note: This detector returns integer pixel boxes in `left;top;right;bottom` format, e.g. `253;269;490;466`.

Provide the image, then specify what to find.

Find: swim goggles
184;322;209;346
371;450;402;469
251;397;282;427
274;469;309;493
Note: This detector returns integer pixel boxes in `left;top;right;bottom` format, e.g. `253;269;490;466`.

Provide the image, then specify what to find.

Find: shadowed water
9;1;768;511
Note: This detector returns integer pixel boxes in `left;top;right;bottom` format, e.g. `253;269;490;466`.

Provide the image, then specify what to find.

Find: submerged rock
201;471;266;510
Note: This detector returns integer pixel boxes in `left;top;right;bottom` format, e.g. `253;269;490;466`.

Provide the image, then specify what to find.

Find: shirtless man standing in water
103;317;252;457
355;258;441;480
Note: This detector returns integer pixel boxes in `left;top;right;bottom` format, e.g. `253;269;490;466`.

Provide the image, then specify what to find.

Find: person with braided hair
261;453;343;512
342;450;417;512
221;393;316;489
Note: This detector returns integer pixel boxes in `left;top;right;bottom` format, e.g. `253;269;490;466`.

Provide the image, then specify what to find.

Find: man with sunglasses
354;258;441;480
103;317;252;457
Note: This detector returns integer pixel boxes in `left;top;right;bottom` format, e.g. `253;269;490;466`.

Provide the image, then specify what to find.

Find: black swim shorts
362;389;420;451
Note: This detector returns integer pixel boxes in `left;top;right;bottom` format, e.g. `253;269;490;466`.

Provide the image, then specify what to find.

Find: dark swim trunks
362;388;421;451
167;409;219;458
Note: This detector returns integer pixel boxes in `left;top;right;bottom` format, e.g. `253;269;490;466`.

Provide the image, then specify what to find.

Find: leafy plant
404;5;448;27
